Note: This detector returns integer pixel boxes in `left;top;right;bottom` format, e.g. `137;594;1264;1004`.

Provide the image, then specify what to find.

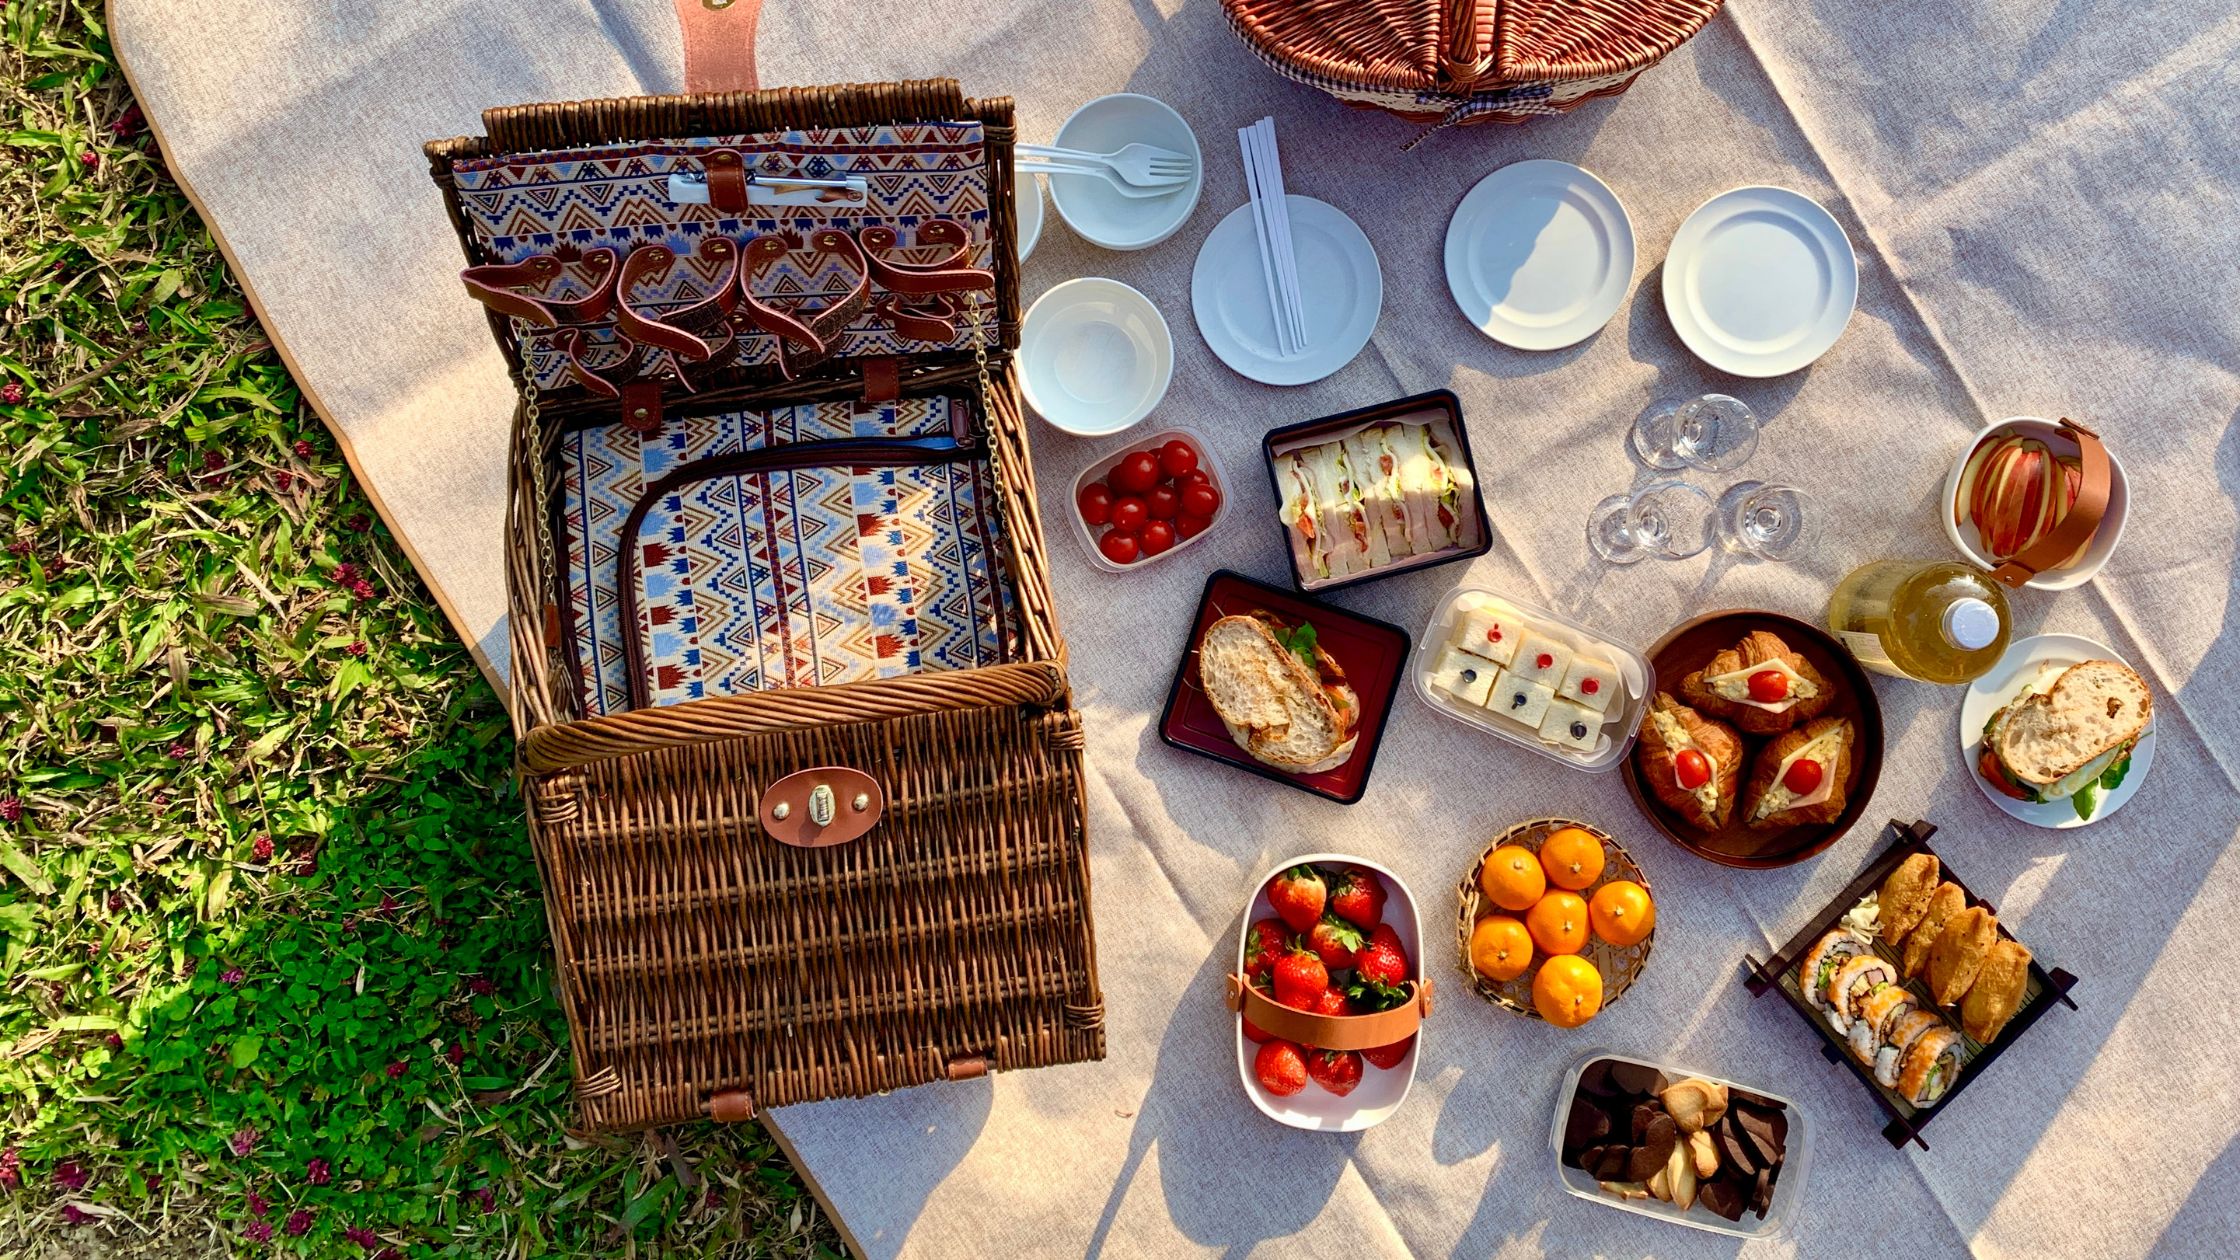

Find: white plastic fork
1016;159;1188;199
1019;142;1194;189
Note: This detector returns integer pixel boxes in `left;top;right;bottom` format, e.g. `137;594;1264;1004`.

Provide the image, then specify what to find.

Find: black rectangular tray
1742;818;2078;1149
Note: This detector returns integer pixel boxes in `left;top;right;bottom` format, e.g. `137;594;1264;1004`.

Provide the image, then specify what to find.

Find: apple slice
1973;437;2053;559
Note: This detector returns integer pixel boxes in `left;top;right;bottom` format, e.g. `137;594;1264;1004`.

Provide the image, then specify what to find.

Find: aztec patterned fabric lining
561;395;1016;715
452;121;996;393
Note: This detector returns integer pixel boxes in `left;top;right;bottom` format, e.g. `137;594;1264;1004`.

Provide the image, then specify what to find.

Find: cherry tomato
1158;439;1199;480
1146;484;1179;520
1111;451;1161;495
1108;495;1147;534
1674;748;1712;791
1076;481;1112;527
1180;481;1220;519
1140;520;1177;555
1098;529;1140;565
1781;757;1825;796
1747;669;1790;703
1182;468;1211;486
1177;513;1213;540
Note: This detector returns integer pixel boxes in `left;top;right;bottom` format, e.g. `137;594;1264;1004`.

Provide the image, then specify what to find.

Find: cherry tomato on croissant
1176;512;1213;540
1158;439;1198;480
1782;757;1824;796
1180;481;1220;519
1098;529;1140;565
1747;669;1790;703
1076;481;1112;527
1674;748;1712;791
1140;519;1177;555
1109;495;1147;534
1146;484;1179;520
1111;451;1160;495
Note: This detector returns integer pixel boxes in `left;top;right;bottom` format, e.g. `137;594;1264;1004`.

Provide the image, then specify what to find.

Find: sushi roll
1797;930;1870;1017
1824;954;1898;1035
1876;1009;1945;1088
1897;1025;1966;1107
1847;985;1918;1066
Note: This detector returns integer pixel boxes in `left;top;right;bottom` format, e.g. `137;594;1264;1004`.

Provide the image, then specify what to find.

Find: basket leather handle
675;0;762;93
1988;418;2112;588
1225;973;1431;1051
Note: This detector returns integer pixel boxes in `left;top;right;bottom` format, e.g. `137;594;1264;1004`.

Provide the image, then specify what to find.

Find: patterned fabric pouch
559;394;1017;715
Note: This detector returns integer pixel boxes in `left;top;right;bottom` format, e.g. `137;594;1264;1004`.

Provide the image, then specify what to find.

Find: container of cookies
1409;585;1654;772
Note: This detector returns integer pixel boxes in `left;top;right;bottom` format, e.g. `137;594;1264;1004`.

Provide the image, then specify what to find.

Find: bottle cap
1943;598;2000;651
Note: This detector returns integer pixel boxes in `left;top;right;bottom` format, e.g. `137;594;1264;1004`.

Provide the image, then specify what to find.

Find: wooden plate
1455;818;1654;1020
1620;610;1885;868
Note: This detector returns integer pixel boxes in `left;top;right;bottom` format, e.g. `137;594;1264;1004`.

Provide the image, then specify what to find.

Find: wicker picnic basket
1224;0;1724;136
423;80;1103;1132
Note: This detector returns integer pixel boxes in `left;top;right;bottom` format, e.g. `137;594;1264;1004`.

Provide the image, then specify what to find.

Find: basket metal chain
521;379;560;639
965;286;1006;522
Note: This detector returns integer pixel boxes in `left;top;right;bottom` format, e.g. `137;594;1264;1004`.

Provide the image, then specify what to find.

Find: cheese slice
1704;655;1817;713
1650;709;1721;817
1750;727;1844;821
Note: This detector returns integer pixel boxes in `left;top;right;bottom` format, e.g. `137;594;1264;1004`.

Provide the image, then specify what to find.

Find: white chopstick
1237;123;1295;358
1250;118;1309;355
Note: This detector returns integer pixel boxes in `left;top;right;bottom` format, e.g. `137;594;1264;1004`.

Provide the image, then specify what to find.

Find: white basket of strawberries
1227;855;1431;1131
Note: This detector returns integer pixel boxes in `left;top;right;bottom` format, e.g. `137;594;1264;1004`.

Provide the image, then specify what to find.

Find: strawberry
1327;865;1386;929
1306;915;1365;971
1363;1036;1414;1071
1354;924;1409;988
1310;986;1351;1019
1254;1039;1308;1097
1243;918;1290;978
1266;866;1327;934
1271;948;1329;1010
1306;1049;1363;1097
1242;1016;1273;1044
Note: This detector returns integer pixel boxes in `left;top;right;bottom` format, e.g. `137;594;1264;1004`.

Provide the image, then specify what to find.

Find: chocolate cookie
1565;1097;1611;1154
1609;1061;1665;1097
1698;1179;1746;1222
1578;1059;1616;1097
1592;1147;1631;1181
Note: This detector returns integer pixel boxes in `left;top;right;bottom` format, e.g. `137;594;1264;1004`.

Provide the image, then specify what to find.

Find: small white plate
1019;277;1173;437
1941;417;2129;590
1445;159;1635;351
1663;186;1857;378
1046;93;1203;252
1191;196;1382;386
1015;166;1043;261
1959;633;2155;828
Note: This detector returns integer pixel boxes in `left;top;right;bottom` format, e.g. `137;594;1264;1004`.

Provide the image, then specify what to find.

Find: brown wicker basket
424;80;1103;1132
1224;0;1724;138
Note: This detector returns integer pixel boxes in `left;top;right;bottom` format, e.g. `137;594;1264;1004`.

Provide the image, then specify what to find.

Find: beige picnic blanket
112;1;2240;1256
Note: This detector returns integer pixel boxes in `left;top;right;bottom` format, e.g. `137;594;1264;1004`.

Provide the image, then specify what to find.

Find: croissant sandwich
1679;630;1836;735
1744;716;1856;829
1635;693;1742;830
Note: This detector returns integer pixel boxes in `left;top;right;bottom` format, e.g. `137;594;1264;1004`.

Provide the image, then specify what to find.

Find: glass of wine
1587;481;1718;565
1718;481;1812;560
1631;394;1761;472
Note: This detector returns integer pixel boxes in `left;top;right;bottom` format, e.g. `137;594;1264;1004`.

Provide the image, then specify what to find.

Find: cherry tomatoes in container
1098;530;1141;565
1147;484;1179;520
1077;482;1112;527
1109;496;1148;535
1159;439;1199;480
1140;520;1177;555
1112;450;1161;495
1067;428;1229;571
1180;481;1220;519
1177;513;1213;540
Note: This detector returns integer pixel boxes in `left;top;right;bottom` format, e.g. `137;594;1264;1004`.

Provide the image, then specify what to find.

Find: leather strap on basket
615;237;742;363
1988;418;2112;588
1225;974;1432;1051
462;249;620;327
675;0;762;94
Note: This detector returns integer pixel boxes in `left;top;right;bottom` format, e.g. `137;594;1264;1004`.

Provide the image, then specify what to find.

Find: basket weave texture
424;80;1104;1131
1225;0;1724;132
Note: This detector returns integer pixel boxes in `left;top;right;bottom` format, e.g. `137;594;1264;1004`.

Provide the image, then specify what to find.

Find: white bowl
1019;277;1173;437
1014;166;1043;261
1233;853;1422;1132
1941;416;2128;590
1046;93;1203;251
1065;427;1233;574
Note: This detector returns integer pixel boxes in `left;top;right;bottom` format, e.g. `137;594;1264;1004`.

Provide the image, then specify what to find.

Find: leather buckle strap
550;327;643;399
857;222;995;296
1987;418;2113;588
461;248;620;327
1224;973;1432;1051
614;237;742;363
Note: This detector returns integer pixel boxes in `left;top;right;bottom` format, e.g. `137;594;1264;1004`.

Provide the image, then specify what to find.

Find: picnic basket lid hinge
706;1088;756;1122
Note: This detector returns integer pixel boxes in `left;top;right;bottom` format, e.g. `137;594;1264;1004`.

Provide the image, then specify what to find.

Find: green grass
0;4;839;1255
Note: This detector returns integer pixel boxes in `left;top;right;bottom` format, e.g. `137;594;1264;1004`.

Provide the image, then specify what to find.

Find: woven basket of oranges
1457;818;1656;1026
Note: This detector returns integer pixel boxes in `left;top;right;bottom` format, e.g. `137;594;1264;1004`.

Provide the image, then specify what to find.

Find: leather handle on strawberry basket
1225;973;1432;1051
675;0;763;93
1988;418;2112;588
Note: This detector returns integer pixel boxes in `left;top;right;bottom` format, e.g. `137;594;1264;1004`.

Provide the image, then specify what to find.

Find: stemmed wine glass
1718;481;1812;560
1631;394;1761;472
1587;481;1718;565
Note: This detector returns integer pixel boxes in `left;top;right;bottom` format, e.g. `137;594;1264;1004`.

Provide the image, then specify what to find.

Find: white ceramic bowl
1065;427;1232;574
1020;277;1173;437
1941;416;2128;590
1014;166;1043;261
1046;93;1203;251
1233;853;1422;1132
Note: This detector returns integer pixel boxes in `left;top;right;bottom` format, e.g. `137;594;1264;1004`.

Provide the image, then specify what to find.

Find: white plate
1445;159;1635;351
1941;416;2130;590
1958;633;2155;828
1015;167;1043;261
1234;853;1421;1131
1191;196;1382;386
1019;277;1173;437
1046;93;1203;252
1662;186;1857;377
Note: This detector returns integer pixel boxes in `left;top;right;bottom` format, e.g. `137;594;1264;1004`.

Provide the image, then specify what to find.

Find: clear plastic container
1409;585;1654;772
1550;1050;1814;1239
1066;425;1232;573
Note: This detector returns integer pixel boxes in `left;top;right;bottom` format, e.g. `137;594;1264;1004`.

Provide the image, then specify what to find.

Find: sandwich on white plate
1976;658;2151;820
1197;612;1360;774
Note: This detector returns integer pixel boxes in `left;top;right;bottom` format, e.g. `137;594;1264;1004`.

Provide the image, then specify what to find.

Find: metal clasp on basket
760;766;882;847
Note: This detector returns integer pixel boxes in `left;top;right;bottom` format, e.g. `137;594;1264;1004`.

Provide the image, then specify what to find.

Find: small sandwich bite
1824;954;1898;1036
1928;906;1999;1007
1902;882;1968;979
1539;698;1602;754
1559;654;1621;715
1878;854;1942;945
1876;1009;1946;1088
1636;693;1743;831
1744;716;1855;829
1451;603;1521;666
1430;647;1499;707
1898;1025;1966;1107
1960;938;2033;1043
1798;930;1871;1016
1679;630;1836;735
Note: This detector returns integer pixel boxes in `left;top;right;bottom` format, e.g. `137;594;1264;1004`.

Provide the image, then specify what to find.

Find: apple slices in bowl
1942;417;2127;591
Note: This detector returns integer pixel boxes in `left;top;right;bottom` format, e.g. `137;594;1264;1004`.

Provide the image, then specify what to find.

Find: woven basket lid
1225;0;1723;96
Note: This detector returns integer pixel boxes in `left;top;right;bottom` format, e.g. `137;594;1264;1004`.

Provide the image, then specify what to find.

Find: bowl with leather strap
1942;416;2127;592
